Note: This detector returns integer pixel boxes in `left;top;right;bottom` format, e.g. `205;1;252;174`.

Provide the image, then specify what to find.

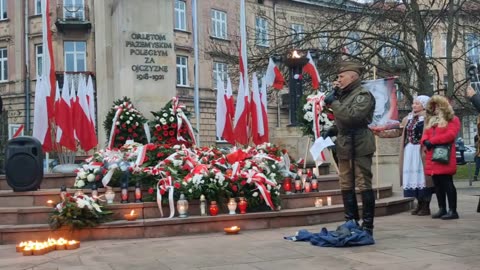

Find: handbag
431;144;451;164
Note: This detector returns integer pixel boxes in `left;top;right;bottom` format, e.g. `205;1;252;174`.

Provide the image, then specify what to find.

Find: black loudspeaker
5;136;44;191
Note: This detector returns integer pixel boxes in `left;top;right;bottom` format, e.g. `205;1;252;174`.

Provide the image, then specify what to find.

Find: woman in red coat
421;95;460;220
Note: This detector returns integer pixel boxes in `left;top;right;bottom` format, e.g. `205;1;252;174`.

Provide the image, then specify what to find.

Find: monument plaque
95;0;176;145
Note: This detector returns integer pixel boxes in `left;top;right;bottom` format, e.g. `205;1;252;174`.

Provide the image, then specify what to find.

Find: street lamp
284;50;309;126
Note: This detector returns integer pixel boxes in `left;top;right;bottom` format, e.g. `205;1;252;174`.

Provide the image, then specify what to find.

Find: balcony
378;56;407;72
55;4;92;32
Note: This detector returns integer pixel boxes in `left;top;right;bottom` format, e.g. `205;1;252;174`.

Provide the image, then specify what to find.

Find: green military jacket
330;80;376;159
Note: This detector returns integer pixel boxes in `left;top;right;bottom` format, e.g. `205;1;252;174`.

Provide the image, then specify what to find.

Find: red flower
163;131;169;136
132;125;137;129
156;126;161;131
174;182;181;189
231;185;238;192
169;131;175;136
157;136;163;141
122;123;127;129
171;123;177;128
133;133;138;138
128;128;133;133
162;125;169;130
157;153;163;158
160;188;166;195
241;180;247;186
148;187;154;194
327;112;335;121
115;129;120;134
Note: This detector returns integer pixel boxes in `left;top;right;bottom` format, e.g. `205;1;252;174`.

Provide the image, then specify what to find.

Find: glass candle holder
227;198;237;215
176;193;189;218
294;178;302;193
283;177;292;194
304;181;311;193
315;198;323;207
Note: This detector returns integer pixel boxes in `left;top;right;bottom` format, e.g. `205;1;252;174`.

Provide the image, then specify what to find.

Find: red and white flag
225;77;235;123
234;0;250;145
86;75;96;128
216;76;235;145
55;78;76;151
259;76;269;143
32;0;55;151
251;73;264;145
265;58;285;90
74;75;97;152
303;51;320;89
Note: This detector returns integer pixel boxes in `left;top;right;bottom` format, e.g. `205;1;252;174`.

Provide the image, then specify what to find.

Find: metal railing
57;4;90;21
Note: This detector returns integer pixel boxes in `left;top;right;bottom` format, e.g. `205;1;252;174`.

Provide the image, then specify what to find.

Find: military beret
337;61;365;75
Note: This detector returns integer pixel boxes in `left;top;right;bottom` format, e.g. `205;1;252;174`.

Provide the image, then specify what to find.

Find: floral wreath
299;91;334;139
103;97;149;149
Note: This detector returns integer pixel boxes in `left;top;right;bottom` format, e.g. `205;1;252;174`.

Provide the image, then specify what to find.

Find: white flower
160;119;167;125
132;114;136;117
173;160;183;167
78;171;87;179
126;120;131;124
267;185;272;191
169;116;175;122
136;122;139;126
252;192;259;197
125;112;130;115
188;188;193;193
75;179;85;188
245;161;252;169
163;113;168;117
182;181;188;186
116;121;120;126
114;105;119;109
304;111;314;122
87;174;96;182
120;116;124;119
272;165;276;169
94;168;101;174
303;103;312;111
155;116;160;120
173;145;181;150
129;117;133;121
269;173;276;179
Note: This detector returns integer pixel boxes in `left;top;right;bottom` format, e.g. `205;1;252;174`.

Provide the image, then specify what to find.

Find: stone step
0;196;413;244
0;174;343;207
0;173;76;191
0;185;393;225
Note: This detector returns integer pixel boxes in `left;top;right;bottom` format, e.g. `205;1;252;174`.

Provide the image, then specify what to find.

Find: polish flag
265;58;285;90
32;0;55;151
259;77;269;143
216;76;235;145
251;73;264;145
86;75;96;128
302;51;320;89
55;79;76;151
234;0;250;145
74;75;97;152
225;77;235;124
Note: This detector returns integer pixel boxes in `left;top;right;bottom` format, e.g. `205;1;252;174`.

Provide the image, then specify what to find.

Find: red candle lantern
311;175;318;191
283;177;292;194
238;197;247;214
209;201;219;216
294;175;302;193
304;181;311;193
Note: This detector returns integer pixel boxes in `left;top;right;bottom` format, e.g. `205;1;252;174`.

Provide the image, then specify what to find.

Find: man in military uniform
324;61;376;235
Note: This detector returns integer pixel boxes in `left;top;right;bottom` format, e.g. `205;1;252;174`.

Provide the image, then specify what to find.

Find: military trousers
338;154;373;191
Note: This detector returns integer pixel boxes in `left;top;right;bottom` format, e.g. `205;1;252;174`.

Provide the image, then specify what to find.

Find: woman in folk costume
421;95;460;220
399;95;434;216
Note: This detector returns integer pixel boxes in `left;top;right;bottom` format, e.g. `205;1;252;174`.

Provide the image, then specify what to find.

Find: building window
425;33;433;58
291;24;304;42
442;33;447;58
35;0;42;15
174;0;186;31
0;0;7;20
64;41;86;72
255;16;269;47
63;0;85;20
380;35;400;64
35;44;43;77
319;32;329;50
213;62;228;87
176;56;188;86
211;9;227;39
0;48;7;82
465;33;480;65
347;32;361;56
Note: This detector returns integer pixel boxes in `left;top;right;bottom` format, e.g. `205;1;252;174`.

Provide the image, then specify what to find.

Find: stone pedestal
94;0;175;146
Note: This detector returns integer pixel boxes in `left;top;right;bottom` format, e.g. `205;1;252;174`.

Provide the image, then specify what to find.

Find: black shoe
441;210;459;220
411;201;422;215
432;208;447;219
361;224;373;236
474;176;478;182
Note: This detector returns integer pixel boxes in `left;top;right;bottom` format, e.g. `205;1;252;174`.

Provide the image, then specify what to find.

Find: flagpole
373;66;380;200
192;0;201;145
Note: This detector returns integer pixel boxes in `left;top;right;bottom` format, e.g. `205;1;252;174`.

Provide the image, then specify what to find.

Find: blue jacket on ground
284;220;374;247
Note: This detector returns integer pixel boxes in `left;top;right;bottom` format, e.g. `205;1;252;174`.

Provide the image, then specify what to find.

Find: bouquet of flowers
48;194;112;230
149;97;196;147
103;97;149;149
73;165;105;189
299;91;334;139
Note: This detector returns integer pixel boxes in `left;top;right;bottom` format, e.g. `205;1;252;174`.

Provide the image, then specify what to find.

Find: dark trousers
432;174;457;210
474;156;480;177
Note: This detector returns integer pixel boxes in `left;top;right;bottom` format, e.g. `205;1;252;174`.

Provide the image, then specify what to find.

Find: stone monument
94;0;176;146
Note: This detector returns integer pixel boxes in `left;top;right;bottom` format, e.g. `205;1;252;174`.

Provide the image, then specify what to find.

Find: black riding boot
361;189;375;236
341;190;359;222
432;178;447;219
